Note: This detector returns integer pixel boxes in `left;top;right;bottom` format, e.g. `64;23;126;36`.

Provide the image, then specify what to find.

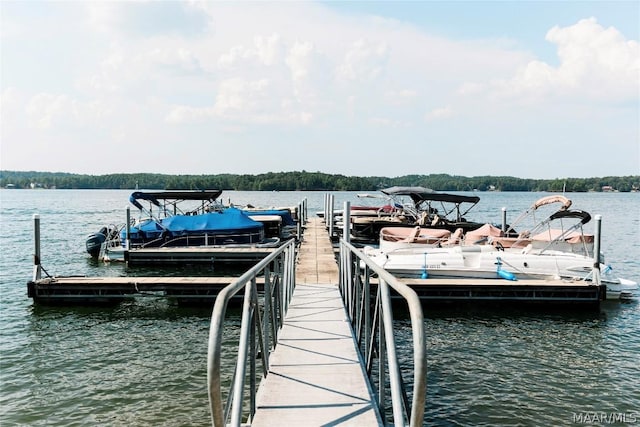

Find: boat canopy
533;195;572;211
380;186;480;205
129;190;222;210
504;195;573;235
129;190;223;214
549;209;591;224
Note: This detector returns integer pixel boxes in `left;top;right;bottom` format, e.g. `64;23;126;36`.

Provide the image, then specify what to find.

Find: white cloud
148;45;201;71
218;45;255;69
385;89;418;106
425;106;454;121
25;93;71;129
336;38;389;82
213;78;270;116
165;105;213;124
368;117;410;127
166;76;314;126
488;18;639;103
24;92;113;129
85;2;123;35
256;33;283;66
218;34;283;70
286;41;315;83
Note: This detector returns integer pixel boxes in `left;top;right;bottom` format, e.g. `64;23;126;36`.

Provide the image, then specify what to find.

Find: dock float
124;246;276;266
27;276;265;305
250;218;382;426
400;277;605;306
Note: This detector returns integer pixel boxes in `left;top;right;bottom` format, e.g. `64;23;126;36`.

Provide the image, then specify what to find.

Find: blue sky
1;1;638;179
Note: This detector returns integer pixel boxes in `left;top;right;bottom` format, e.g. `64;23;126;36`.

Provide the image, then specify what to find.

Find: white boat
363;197;638;300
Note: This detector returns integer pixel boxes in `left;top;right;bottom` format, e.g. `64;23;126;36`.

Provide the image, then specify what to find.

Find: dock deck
251;218;382;426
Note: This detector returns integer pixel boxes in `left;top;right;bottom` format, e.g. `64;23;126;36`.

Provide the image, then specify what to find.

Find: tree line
1;170;639;192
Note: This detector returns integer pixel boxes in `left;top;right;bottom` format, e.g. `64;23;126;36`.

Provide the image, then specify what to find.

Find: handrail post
378;287;386;418
250;284;257;422
229;281;254;427
380;280;405;427
364;265;371;358
263;265;272;355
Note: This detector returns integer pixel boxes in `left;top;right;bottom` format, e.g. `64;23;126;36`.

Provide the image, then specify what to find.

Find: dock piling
33;214;41;281
343;201;350;243
593;214;602;286
328;193;335;239
125;206;131;251
501;207;507;232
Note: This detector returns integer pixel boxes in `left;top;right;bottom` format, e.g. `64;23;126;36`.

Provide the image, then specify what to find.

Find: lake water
1;189;638;426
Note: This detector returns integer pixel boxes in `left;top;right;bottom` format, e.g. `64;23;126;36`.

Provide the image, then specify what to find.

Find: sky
1;1;639;179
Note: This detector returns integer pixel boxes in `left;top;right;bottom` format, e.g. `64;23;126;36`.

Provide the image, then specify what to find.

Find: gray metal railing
207;238;296;427
339;239;427;427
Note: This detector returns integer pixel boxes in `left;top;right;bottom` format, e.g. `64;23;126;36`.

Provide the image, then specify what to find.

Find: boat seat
443;228;463;246
402;226;422;243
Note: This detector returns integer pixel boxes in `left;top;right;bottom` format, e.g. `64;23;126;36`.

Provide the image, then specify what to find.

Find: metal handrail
339;239;427;427
207;238;296;427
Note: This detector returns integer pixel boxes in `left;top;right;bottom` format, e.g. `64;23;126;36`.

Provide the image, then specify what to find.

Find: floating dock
28;212;606;307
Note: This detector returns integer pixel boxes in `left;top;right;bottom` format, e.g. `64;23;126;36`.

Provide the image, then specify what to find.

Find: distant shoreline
1;170;639;193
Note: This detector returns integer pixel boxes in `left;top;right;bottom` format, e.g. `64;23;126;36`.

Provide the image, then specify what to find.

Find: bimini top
129;190;223;211
549;209;591;224
380;186;480;205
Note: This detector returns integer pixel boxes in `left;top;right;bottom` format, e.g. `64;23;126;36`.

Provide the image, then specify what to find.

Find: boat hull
363;245;637;299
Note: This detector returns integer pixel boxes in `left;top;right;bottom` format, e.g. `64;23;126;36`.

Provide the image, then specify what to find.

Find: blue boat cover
244;209;296;226
128;207;263;239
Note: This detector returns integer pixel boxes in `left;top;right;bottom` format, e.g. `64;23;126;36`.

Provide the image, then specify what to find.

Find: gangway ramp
207;216;426;427
251;283;382;426
251;217;382;425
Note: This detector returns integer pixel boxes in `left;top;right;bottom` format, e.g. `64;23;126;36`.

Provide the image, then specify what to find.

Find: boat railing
339;238;427;427
135;230;267;249
97;223;126;260
207;238;296;427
